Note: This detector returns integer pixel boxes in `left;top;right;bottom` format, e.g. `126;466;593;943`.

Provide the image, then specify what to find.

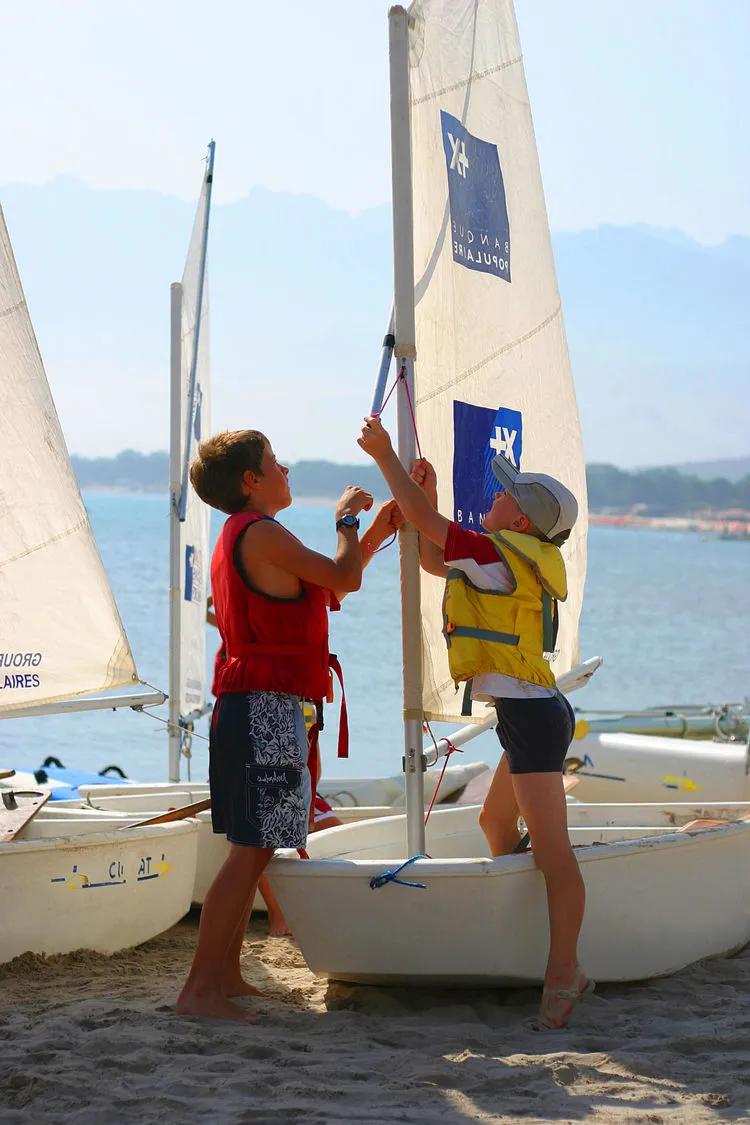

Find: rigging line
133;682;211;744
374;363;424;461
423;720;461;826
133;709;210;744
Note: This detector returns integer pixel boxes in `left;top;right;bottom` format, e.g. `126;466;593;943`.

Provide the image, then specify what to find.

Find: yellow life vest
442;530;568;690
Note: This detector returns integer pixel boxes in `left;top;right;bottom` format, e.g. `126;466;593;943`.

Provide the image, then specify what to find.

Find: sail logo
447;133;469;178
452;401;523;525
441;110;511;281
184;544;203;603
0;652;43;691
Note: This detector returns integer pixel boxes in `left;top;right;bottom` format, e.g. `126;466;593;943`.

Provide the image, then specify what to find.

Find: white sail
405;0;588;722
0;206;137;715
169;149;213;746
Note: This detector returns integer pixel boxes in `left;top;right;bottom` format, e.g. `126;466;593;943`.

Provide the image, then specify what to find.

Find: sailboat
0;205;199;963
264;0;750;985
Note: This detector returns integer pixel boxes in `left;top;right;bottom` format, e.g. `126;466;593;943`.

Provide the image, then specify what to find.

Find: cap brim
491;456;520;491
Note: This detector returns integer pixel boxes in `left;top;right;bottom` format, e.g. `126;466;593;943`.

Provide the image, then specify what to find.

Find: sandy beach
2;914;749;1124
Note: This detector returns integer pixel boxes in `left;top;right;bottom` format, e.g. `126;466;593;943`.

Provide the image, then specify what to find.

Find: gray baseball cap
490;455;578;546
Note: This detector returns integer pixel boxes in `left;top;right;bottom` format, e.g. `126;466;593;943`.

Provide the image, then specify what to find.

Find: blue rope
369;854;428;891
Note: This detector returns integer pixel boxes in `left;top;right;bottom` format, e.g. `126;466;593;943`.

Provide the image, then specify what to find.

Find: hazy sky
2;0;748;243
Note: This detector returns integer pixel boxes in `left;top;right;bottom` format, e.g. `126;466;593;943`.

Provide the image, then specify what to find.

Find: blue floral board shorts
209;691;312;849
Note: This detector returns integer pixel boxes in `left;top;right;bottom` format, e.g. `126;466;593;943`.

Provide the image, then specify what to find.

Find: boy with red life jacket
358;414;592;1031
177;428;398;1022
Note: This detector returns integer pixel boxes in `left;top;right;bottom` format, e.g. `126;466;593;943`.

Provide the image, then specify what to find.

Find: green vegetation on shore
587;464;750;515
72;451;750;515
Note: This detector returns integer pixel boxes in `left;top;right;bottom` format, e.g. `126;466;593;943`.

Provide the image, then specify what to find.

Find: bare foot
223;978;263;999
176;987;255;1022
267;912;292;938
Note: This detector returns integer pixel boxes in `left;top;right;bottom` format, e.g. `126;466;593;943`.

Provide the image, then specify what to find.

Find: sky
2;0;748;243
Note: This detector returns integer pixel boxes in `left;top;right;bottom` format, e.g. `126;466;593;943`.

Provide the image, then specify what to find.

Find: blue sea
1;494;748;783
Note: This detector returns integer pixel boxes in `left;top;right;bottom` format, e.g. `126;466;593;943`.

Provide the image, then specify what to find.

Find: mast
388;6;426;855
178;140;216;521
168;282;184;782
168;140;216;782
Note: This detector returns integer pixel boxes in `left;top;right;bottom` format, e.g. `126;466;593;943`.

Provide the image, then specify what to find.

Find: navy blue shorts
209;691;312;849
494;691;576;774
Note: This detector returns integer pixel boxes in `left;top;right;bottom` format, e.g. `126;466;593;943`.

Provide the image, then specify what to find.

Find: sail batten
0;206;138;715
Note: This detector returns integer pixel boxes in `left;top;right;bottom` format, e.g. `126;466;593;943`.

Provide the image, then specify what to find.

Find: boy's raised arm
240;486;372;593
358;417;451;549
411;459;450;577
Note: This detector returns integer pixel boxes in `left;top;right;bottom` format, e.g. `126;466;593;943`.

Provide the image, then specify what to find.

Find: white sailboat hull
567;733;750;803
266;804;750;985
68;763;488;905
0;819;200;964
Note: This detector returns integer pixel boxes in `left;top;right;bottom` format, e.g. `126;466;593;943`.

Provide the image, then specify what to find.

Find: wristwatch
336;514;360;531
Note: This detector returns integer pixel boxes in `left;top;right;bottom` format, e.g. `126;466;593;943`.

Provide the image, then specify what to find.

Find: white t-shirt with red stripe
444;523;554;701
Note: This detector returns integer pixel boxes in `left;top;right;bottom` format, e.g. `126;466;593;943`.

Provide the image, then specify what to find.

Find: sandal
536;967;594;1030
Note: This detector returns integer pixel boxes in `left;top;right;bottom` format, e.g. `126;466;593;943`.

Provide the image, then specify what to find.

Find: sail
406;0;588;722
0;207;137;715
170;155;213;721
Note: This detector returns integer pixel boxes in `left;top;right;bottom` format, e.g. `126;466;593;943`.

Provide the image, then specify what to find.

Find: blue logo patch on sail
453;401;523;526
441;110;510;282
184;545;203;603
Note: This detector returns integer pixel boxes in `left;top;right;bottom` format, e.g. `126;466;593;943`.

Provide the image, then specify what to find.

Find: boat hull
567;733;750;803
266;805;750;985
0;819;200;964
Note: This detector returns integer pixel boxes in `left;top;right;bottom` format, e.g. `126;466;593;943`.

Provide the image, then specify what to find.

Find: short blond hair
189;430;267;514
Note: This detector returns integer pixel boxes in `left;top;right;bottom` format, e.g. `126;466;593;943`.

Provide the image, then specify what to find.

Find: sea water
1;493;748;783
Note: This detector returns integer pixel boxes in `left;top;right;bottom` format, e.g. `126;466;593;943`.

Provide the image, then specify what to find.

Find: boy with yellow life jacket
358;414;592;1030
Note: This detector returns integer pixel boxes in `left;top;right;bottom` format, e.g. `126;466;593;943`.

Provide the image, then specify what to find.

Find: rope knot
369;854;428;891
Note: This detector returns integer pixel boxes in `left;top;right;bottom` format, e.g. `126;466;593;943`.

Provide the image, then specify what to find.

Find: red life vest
211;511;331;702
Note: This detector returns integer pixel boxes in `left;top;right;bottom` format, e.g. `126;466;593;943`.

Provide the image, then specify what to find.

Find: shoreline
589;513;750;538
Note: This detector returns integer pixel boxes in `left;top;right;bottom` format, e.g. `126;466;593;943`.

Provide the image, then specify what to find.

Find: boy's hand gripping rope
371;361;424;557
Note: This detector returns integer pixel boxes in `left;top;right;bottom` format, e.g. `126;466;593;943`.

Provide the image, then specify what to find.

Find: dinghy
267;802;750;985
1;799;199;964
0;202;201;960
69;761;489;905
265;0;748;989
565;730;750;803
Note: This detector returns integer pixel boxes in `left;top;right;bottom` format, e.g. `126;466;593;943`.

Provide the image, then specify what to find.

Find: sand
1;915;749;1124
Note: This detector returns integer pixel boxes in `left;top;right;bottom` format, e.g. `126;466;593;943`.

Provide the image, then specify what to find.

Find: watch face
338;514;359;527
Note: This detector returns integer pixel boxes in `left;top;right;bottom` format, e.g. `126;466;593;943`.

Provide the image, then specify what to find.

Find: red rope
423;720;462;826
399;365;423;460
375;361;423;460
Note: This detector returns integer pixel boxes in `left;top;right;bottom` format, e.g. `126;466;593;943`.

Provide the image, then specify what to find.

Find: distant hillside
73;450;749;514
72;451;389;499
670;456;750;483
2;178;748;469
587;464;750;515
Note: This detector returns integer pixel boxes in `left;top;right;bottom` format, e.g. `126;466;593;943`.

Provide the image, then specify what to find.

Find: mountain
669;456;750;483
1;177;748;467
